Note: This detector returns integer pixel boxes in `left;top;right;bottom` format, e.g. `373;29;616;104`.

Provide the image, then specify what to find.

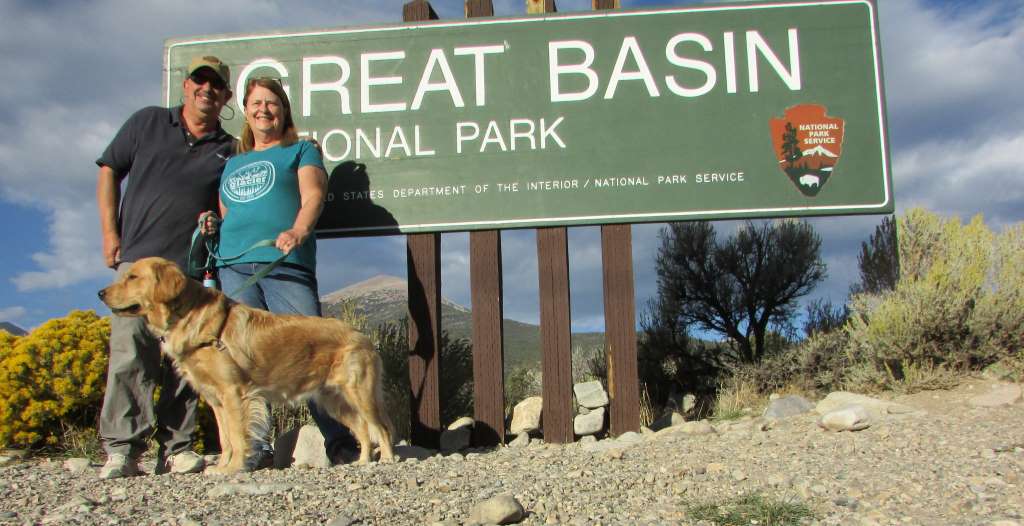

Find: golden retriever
98;257;394;474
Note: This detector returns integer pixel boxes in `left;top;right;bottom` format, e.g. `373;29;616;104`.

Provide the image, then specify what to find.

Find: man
95;56;235;478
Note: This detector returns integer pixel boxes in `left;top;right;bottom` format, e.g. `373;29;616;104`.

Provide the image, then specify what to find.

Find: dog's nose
97;289;106;300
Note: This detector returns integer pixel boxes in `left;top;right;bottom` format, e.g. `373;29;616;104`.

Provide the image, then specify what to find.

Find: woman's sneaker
98;453;141;479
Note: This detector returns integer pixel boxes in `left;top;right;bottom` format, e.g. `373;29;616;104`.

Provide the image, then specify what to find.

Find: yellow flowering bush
0;310;110;448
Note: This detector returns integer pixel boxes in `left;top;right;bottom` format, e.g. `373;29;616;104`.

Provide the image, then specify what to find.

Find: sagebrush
0;311;110;448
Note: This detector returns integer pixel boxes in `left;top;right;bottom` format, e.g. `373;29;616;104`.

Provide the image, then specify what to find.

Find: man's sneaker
243;446;275;472
98;453;141;479
158;451;205;474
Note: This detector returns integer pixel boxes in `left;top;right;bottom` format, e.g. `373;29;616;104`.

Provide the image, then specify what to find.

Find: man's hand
103;232;121;269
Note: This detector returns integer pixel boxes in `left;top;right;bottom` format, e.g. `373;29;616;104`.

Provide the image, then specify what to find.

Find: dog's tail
243;389;272;449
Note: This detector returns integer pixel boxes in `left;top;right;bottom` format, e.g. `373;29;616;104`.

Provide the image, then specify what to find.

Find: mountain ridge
320;274;603;371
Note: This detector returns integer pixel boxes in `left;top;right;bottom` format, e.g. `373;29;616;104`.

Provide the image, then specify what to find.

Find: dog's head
98;257;188;320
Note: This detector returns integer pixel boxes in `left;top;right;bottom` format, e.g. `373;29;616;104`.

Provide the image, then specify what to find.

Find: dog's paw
205;465;240;476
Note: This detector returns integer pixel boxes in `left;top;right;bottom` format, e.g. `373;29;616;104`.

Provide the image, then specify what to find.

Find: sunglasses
189;71;228;90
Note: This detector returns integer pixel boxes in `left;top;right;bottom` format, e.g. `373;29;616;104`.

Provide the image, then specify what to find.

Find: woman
217;77;353;470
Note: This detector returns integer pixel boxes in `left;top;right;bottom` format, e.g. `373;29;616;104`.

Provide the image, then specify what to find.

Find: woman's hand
276;228;306;254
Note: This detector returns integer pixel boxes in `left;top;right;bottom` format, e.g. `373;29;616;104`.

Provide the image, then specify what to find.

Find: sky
0;0;1021;334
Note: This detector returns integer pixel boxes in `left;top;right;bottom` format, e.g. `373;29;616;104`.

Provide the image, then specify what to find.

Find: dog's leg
208;388;248;474
338;378;394;464
207;400;233;470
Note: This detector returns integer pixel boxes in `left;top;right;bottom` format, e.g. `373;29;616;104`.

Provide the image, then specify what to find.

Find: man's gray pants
98;262;198;459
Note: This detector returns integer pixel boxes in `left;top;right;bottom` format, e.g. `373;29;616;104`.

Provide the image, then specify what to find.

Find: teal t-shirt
218;141;324;271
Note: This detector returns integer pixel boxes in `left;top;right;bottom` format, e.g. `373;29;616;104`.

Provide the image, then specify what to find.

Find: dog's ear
153;261;187;304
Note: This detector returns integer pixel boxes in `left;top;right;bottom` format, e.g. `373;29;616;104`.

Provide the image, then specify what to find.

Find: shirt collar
171;105;227;140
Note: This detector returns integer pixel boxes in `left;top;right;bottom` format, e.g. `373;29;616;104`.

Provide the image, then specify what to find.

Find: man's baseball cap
187;55;231;86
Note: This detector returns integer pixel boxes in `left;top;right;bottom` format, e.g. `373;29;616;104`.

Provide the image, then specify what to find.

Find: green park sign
165;0;892;236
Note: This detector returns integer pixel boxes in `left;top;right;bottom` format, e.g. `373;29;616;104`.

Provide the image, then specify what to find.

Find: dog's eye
126;274;137;280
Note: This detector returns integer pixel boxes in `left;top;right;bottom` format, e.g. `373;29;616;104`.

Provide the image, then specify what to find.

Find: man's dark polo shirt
97;106;235;272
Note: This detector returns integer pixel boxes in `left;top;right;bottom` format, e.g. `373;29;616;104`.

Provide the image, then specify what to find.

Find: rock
448;416;475;431
649;411;685;431
395;444;436;460
816;391;915;421
510;396;543;435
969;383;1022;407
467;494;525;525
616;431;643;443
680;420;715;435
574;406;605;436
326;515;357;526
62;458;91;474
440;426;472;453
275;424;329;469
682;394;697;413
819;405;872;431
763;395;815;419
573;380;609;409
508;433;530;449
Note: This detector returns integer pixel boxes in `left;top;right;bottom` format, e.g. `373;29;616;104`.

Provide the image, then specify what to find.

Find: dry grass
712;377;764;422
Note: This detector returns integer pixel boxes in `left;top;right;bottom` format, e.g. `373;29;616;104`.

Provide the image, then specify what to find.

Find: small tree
654;219;826;364
781;122;803;166
851;215;900;295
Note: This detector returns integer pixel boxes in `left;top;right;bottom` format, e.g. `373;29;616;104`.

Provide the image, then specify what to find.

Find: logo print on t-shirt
224;160;276;203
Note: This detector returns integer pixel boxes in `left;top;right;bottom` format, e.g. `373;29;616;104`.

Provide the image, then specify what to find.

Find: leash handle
187;210;290;296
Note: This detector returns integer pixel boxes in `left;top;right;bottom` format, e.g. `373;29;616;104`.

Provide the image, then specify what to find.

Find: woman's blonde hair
237;77;298;154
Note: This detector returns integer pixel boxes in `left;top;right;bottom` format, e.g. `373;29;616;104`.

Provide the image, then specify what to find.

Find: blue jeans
218;262;357;455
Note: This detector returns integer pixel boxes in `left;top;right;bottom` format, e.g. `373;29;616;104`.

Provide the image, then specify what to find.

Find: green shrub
685;493;816;526
971;222;1024;361
0;311;110;448
375;320;474;441
846;209;994;372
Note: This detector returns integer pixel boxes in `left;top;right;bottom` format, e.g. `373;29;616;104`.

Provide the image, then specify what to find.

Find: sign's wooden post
592;0;640;436
465;0;506;448
403;0;442;449
601;226;640;435
537;227;574;443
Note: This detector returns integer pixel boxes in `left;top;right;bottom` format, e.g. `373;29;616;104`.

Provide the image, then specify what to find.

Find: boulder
274;424;329;469
510;396;543;435
819;405;871;431
763;395;815;419
574;407;605;436
573;380;609;409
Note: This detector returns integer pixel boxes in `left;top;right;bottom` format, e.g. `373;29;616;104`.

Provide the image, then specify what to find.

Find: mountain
803;145;837;158
0;321;27;336
320;275;604;371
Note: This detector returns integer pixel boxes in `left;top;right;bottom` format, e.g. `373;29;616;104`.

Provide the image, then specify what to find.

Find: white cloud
880;0;1024;146
12;204;107;291
894;131;1024;228
0;306;27;322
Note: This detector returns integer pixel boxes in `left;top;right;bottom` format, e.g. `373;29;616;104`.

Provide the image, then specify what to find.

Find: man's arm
96;165;124;269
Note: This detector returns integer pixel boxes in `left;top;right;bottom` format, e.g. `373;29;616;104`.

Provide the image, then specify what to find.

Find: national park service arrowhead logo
769;104;844;197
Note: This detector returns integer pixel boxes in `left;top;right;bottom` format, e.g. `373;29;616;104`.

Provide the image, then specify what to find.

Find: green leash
187;212;289;297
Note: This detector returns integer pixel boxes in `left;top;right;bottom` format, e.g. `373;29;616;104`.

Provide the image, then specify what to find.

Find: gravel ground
1;379;1021;526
